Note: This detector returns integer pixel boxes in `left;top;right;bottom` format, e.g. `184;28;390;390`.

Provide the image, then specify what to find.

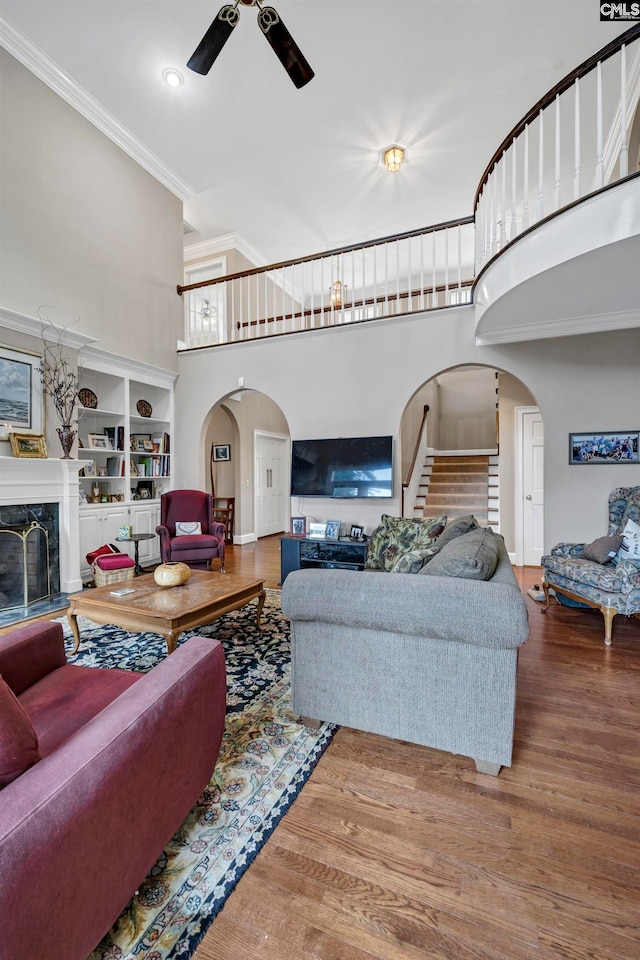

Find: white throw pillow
175;521;202;536
616;517;640;561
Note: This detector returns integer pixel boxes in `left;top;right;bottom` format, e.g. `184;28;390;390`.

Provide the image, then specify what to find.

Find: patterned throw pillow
365;514;446;571
175;521;202;536
0;675;40;789
617;518;640;561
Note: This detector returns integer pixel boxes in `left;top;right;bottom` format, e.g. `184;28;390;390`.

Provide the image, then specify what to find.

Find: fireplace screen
0;504;59;611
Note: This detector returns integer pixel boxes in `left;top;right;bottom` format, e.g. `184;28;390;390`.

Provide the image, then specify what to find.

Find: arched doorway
203;389;290;543
400;364;542;563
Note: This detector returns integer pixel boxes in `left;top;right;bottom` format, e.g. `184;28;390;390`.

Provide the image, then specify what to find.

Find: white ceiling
0;1;630;264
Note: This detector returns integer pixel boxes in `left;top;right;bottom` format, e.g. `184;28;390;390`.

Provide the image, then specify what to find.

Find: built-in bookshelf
77;350;176;576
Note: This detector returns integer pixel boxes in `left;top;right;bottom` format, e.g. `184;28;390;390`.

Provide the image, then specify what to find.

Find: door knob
525;494;532;500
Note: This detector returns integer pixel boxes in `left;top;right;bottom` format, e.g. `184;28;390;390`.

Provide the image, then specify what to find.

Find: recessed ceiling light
162;67;184;88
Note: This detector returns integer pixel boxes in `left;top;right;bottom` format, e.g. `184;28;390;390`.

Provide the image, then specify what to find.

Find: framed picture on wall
568;431;639;464
0;345;44;440
213;444;231;462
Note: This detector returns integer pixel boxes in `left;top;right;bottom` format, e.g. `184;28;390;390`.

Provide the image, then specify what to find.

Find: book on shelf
151;432;171;455
106;455;124;477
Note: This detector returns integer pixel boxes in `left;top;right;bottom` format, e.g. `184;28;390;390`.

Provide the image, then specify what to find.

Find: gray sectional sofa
281;521;529;775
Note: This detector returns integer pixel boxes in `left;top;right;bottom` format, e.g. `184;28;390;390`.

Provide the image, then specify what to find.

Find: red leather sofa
0;620;226;960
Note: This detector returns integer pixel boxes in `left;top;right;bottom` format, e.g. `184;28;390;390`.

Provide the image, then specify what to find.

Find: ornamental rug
55;591;335;960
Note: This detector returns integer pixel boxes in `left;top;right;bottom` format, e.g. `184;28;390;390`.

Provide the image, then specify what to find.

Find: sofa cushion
580;535;623;564
419;527;501;580
0;674;40;788
365;514;446;571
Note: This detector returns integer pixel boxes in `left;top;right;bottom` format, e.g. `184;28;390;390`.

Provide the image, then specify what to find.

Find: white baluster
420;232;425;311
432;231;436;309
537;108;544;222
574;77;581;200
457;223;462;298
620;44;628;178
444;228;449;302
500;154;506;249
596;60;604;189
523;124;530;230
554;94;561;210
407;237;412;313
510;139;518;241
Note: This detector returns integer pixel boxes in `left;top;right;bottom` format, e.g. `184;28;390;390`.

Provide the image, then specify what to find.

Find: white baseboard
233;532;257;545
508;551;517;564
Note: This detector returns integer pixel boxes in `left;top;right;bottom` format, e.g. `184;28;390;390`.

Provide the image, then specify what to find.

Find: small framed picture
213;444;231;462
350;524;364;541
325;519;341;540
82;460;96;477
308;522;327;539
290;516;306;537
568;431;639;464
87;433;111;450
9;432;47;458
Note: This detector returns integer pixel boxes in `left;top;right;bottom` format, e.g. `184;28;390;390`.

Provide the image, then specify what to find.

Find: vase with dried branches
39;317;81;459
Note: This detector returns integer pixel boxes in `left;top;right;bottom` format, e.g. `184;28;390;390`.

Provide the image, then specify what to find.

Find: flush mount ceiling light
162;67;184;87
187;0;314;89
382;145;406;172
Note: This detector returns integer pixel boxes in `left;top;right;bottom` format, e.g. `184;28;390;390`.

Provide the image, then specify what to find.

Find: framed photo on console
290;516;306;537
350;524;364;541
325;520;341;540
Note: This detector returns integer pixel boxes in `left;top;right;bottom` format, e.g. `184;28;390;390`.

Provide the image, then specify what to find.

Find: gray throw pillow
580;535;623;564
430;514;480;552
419;527;500;580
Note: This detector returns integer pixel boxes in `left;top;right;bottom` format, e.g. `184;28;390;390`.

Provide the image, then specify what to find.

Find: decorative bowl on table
153;562;191;587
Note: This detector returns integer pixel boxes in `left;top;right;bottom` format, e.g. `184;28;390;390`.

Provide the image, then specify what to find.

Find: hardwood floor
194;537;640;960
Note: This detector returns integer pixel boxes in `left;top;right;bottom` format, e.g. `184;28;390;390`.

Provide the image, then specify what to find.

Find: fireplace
0;458;83;622
0;504;59;610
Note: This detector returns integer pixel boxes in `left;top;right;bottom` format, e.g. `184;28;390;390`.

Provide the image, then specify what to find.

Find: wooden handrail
403;405;430;490
474;23;640;209
178;216;474;295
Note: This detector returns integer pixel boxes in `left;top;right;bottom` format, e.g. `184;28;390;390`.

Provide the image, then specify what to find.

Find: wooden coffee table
67;571;265;655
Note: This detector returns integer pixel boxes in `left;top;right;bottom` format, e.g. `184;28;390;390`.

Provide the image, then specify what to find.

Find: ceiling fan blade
187;4;240;75
257;6;314;89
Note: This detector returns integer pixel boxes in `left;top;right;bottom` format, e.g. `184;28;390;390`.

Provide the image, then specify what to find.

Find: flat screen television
290;436;393;499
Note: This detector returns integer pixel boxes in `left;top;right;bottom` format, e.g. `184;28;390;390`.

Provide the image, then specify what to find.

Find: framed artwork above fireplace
0;344;44;440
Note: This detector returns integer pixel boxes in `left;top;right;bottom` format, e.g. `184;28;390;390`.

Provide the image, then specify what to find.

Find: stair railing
402;405;429;518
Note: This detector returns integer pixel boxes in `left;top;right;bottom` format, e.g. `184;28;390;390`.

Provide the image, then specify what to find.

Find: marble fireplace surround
0;457;83;596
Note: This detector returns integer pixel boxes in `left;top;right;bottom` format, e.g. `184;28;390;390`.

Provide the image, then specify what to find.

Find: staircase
414;454;499;530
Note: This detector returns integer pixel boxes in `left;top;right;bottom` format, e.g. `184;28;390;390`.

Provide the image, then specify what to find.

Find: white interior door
255;432;288;538
517;407;544;566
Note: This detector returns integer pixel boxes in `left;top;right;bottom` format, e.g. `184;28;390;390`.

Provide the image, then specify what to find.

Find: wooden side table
116;533;156;576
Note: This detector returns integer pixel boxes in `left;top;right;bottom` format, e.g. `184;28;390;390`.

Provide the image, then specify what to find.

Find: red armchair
156;489;226;571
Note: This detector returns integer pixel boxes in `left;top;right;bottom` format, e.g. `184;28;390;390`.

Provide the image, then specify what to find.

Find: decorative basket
93;563;135;587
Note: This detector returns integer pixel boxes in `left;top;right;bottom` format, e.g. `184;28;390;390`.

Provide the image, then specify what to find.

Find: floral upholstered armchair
541;486;640;646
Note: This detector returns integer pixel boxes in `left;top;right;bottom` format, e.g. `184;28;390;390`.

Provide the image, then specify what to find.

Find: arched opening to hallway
202;390;290;544
400;364;543;563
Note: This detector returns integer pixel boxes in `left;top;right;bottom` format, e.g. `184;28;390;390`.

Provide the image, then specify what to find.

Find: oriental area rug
56;591;335;960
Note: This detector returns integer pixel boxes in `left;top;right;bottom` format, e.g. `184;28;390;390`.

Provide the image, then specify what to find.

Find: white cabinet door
129;502;160;564
79;505;130;577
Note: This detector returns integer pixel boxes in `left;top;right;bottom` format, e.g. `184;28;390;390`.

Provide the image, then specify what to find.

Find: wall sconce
383;145;406;172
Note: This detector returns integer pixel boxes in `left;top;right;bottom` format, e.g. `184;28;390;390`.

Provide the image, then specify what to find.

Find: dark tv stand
280;536;368;584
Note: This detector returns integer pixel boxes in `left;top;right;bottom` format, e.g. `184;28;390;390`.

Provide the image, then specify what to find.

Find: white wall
437;368;497;450
0;49;183;373
174;307;640;549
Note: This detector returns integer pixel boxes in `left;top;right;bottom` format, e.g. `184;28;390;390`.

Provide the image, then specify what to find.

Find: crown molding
80;345;177;385
184;233;269;267
0;15;195;202
475;307;640;345
0;306;96;349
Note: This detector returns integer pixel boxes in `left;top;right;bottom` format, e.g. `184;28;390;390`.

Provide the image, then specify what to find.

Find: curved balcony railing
475;23;640;272
180;24;640;350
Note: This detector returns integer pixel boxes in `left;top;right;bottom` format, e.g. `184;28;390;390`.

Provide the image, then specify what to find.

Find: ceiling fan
187;0;314;89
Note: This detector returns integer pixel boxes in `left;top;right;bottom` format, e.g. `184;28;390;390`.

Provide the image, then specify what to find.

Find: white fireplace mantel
0;457;84;594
